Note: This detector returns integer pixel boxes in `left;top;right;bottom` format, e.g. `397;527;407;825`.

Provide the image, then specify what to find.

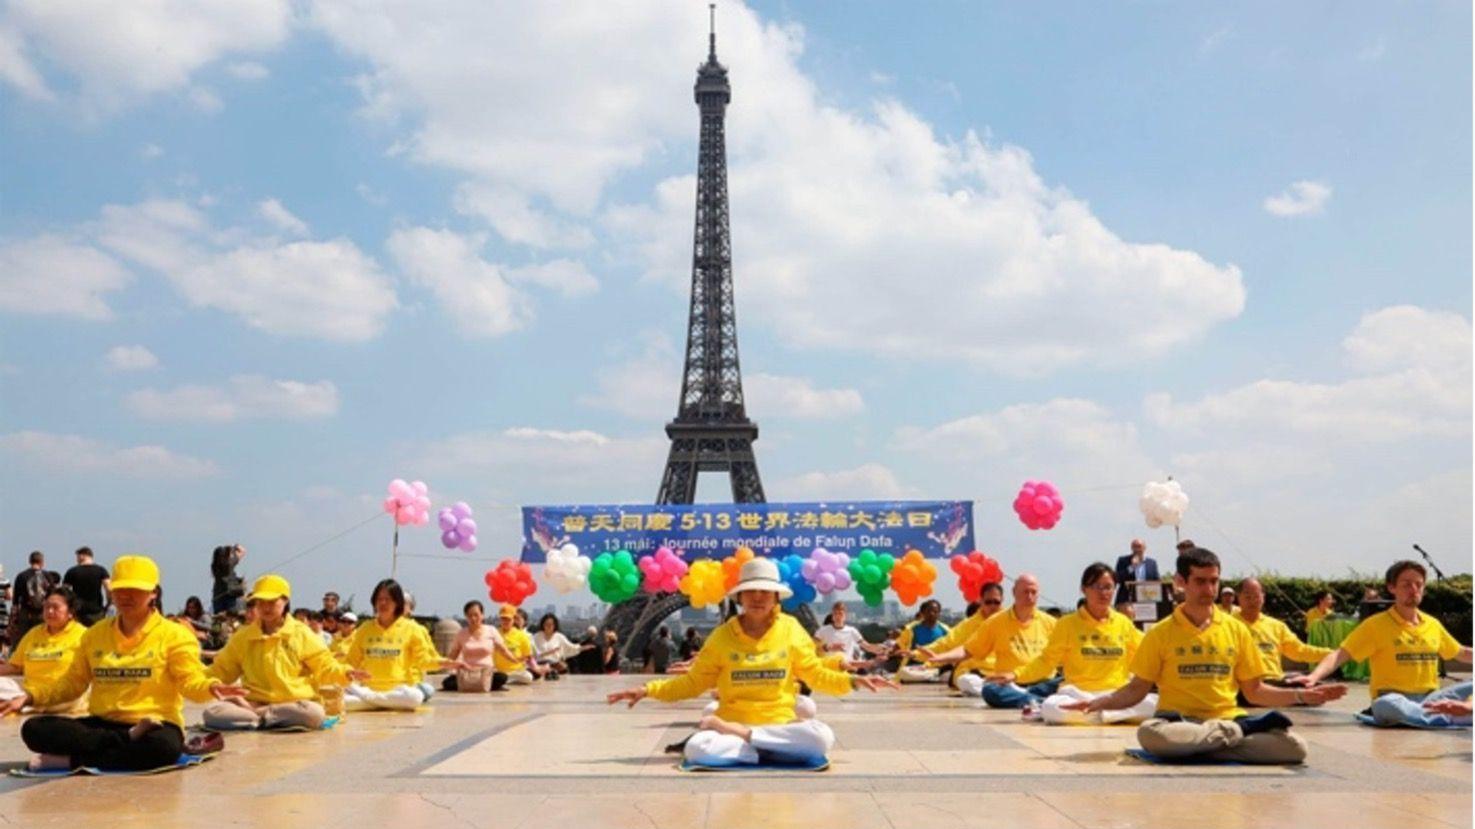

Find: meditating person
202;575;363;730
532;612;584;676
918;583;1005;689
0;585;89;714
1234;578;1331;686
1304;590;1335;627
989;563;1154;724
495;604;541;684
343;579;454;710
331;611;357;659
923;574;1057;707
1296;560;1473;727
3;555;247;771
443;600;517;692
179;596;213;646
1063;548;1346;763
607;558;896;767
894;599;950;682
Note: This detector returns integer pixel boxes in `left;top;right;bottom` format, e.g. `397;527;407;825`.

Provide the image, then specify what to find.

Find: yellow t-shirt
1304;607;1329;627
963;606;1056;674
929;611;995;681
347;616;441;692
207;617;351;704
30;613;219;728
10;619;87;696
646;614;853;726
496;627;532;673
1130;607;1264;721
1340;608;1463;698
1237;613;1332;680
1015;608;1142;692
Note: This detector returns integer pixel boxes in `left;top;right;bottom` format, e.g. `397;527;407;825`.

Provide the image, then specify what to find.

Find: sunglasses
982;599;1003;606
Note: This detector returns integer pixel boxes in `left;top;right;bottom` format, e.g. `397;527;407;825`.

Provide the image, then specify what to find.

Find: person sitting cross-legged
343;579;456;710
920;574;1057;707
991;562;1156;724
917;584;1005;690
1294;559;1473;728
1233;577;1331;689
1062;548;1346;764
607;558;896;767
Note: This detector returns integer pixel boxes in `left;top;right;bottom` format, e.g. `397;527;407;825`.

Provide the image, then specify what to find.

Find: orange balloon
721;547;756;590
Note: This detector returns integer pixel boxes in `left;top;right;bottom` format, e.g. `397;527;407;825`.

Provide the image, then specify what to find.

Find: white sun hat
727;558;792;600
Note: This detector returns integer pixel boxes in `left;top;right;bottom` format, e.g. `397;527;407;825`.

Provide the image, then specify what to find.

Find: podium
1123;580;1174;629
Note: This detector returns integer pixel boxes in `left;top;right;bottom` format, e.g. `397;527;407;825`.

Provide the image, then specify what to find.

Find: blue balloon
777;554;816;611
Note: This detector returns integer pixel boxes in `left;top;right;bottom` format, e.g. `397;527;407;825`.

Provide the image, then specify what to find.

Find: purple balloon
458;518;477;537
815;571;836;593
459;534;478;552
452;501;473;520
438;511;457;532
441;529;461;548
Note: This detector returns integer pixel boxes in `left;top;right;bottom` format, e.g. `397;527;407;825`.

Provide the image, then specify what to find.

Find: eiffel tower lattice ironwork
655;7;766;506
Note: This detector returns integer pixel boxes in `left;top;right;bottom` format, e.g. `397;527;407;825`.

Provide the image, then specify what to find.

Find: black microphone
1411;544;1446;581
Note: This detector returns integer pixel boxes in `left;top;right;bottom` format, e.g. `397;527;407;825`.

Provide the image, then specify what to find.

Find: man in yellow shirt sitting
1234;578;1331;687
920;574;1058;707
1064;548;1346;763
1297;560;1472;727
914;583;1005;689
1303;590;1335;627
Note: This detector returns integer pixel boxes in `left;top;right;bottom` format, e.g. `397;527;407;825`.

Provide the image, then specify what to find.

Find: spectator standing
210;545;247;615
63;547;110;625
12;552;60;640
679;627;703;661
646;625;673;674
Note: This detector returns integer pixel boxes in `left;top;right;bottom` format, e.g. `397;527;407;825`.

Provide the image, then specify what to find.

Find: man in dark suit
1114;539;1159;611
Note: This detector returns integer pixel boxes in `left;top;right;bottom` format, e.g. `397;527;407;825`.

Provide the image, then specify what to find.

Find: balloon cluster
485;561;536;606
889;549;938;606
801;548;852;595
679;560;727;609
848;549;895;607
437;502;478;552
544;543;591;593
776;553;817;611
590;550;641;603
1140;480;1189;529
1013;480;1064;530
639;546;689;594
383;479;430;526
720;547;756;590
949;550;1004;603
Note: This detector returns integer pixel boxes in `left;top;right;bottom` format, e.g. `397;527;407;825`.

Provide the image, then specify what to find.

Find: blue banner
520;500;974;564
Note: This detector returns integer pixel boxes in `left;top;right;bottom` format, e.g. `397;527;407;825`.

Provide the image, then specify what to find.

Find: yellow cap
248;574;291;602
498;604;517;619
111;555;160;592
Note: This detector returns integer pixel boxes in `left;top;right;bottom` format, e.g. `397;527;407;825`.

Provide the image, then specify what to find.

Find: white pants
702;695;817;720
504;670;534;685
956;673;984;697
0;676;87;714
684;718;835;766
344;682;430;711
1040;685;1158;725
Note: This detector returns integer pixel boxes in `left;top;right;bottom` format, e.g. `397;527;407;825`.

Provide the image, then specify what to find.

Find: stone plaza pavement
0;674;1467;828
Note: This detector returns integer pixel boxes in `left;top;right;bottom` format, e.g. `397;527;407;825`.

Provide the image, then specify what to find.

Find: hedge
1245;573;1473;645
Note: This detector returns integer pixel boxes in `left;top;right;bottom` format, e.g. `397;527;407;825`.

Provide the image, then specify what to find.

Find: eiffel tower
655;5;766;506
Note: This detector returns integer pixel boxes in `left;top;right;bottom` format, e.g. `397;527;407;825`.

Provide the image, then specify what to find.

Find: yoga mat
10;752;216;778
1124;748;1248;766
203;715;340;734
1354;713;1470;730
680;756;829;773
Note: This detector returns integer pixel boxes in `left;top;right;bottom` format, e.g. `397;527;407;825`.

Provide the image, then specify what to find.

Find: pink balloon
411;481;428;496
460;534;477;552
1033;495;1053;515
383;496;398;514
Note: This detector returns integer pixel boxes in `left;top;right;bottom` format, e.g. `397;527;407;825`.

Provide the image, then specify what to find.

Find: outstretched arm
1059;676;1154;714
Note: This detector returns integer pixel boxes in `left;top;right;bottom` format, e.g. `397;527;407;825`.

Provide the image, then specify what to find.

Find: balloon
949;551;1004;602
1140;479;1190;529
802;547;852;595
776;554;816;611
436;503;476;551
442;530;461;548
889;549;938;606
545;543;592;593
590;550;641;603
438;511;458;532
385;478;432;527
487;561;537;606
451;501;473;520
459;534;477;553
848;549;894;607
720;547;756;590
638;546;689;594
1013;480;1064;531
679;560;727;609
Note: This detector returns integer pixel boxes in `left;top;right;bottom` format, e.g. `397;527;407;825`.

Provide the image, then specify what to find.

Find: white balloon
1139;480;1189;529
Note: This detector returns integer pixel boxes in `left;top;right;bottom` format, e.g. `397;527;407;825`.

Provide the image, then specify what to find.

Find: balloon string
260;511;387;574
396;553;509;563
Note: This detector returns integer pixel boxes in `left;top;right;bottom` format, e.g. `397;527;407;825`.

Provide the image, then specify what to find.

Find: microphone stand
1412;544;1446;582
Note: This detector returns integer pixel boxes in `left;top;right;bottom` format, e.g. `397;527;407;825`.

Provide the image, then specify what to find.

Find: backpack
23;570;57;613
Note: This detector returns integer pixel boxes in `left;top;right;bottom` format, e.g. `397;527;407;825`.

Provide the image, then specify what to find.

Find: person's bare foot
129;717;163;741
28;753;70;771
697;714;751;742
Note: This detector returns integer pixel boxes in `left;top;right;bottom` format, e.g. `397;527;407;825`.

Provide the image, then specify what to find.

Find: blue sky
1;2;1469;616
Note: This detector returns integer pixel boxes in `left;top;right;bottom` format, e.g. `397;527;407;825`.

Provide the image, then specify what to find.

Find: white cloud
227;60;269;80
414;426;667;500
257;198;309;236
0;234;131;319
453;183;595;249
104;345;159;371
0;430;218;479
1263;180;1332;217
126;374;339;422
83;198;397;341
0;0;292;113
578;332;680;420
1199;27;1232;56
140;143;164;160
355;182;388;206
1341;305;1472;374
504;258;598;298
188;85;223;113
746;373;863;419
385;226;531;337
774;463;914;500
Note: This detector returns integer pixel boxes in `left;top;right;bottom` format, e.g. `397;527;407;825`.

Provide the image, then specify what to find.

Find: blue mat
1124;748;1247;766
680;755;829;772
9;752;216;778
204;715;340;734
1354;713;1470;730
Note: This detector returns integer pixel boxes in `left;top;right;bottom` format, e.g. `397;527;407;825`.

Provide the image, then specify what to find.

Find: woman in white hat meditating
607;557;896;766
